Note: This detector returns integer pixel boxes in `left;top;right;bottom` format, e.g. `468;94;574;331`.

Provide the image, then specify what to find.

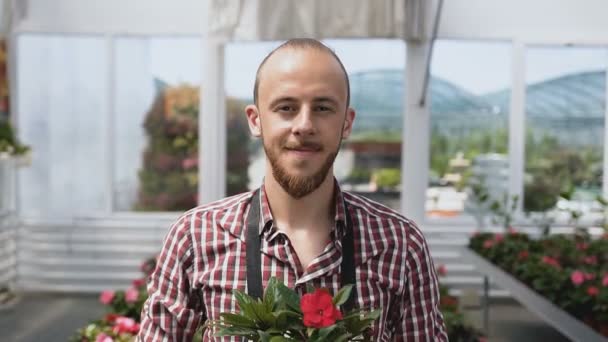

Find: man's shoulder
342;191;412;225
173;191;254;228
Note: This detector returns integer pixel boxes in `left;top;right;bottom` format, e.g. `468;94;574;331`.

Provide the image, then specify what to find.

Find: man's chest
194;239;404;341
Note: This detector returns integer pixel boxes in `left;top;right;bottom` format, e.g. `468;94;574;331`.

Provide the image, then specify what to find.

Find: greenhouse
0;0;607;341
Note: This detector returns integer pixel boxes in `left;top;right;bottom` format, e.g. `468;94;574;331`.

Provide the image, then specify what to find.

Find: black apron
245;189;357;312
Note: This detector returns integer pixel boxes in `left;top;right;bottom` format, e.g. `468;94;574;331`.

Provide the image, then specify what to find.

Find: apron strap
246;189;263;300
246;189;357;311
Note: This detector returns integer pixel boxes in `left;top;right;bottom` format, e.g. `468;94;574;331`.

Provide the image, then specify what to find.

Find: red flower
576;242;589;251
587;286;599;297
437;264;447;277
300;289;342;328
482;239;494;249
603;274;608;287
104;313;119;324
494;234;504;243
517;250;529;260
99;290;115;305
95;333;113;342
541;256;561;269
571;270;585;286
584;273;595;281
132;278;146;288
583;256;598;265
113;316;140;334
125;287;139;304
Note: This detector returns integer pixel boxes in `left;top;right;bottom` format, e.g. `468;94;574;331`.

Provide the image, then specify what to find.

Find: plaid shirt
138;183;447;341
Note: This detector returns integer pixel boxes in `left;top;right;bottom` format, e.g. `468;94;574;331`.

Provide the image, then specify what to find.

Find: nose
291;107;315;136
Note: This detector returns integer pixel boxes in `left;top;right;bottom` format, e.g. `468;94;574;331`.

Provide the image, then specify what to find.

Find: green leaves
333;284;353;306
209;277;380;341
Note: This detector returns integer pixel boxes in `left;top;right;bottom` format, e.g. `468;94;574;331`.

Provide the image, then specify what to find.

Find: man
138;38;447;341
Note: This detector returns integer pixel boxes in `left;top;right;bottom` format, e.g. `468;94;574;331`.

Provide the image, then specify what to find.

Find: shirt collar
256;179;348;241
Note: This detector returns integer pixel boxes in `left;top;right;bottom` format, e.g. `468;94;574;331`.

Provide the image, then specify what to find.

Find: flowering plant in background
71;256;159;342
207;277;380;341
469;230;608;336
435;265;485;342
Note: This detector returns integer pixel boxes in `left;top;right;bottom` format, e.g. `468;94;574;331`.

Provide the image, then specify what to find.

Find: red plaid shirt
138;183;447;341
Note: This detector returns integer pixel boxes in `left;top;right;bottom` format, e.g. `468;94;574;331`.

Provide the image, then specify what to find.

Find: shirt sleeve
395;224;448;341
138;215;204;342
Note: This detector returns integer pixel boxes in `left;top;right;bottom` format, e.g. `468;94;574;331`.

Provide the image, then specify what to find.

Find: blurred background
0;0;607;341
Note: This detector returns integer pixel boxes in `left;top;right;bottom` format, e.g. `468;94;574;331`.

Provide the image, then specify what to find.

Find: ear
245;104;262;137
341;108;356;139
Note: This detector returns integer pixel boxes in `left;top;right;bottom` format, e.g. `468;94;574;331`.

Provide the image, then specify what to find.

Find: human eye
314;104;334;113
275;104;296;113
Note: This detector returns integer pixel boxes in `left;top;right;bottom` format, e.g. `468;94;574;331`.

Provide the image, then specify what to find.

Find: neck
264;169;335;233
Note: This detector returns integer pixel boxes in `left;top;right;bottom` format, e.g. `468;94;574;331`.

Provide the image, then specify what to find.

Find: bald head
253;38;350;107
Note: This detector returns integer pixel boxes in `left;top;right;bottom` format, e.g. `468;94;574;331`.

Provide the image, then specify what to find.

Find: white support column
199;37;226;204
401;41;431;222
508;41;526;214
104;34;115;213
603;61;608;199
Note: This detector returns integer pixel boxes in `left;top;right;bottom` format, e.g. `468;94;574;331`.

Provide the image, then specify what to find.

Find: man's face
246;48;355;198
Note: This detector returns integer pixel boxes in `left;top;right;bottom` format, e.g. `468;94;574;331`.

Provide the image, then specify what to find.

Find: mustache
283;141;323;151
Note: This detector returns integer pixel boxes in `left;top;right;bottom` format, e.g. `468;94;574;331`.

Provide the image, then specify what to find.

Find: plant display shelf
461;248;607;342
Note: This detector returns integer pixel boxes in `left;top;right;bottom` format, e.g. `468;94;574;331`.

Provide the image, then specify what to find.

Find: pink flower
576;242;589;251
584;273;595;281
541;256;561;269
517;250;529;260
603;274;608;287
494;234;504;243
125;287;139;304
483;239;494;249
113;316;140;334
583;256;598;265
571;270;585;286
507;226;517;235
132;278;146;288
99;290;115;305
182;157;198;170
587;286;599;297
96;333;113;342
437;264;447;276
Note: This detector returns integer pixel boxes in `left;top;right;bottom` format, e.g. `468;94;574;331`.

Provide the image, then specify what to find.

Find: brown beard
263;139;339;199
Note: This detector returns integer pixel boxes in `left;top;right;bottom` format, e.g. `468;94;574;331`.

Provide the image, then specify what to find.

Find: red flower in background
483;239;494;249
99;290;115;305
113;316;140;334
125;286;139;303
571;270;585;286
517;250;529;260
494;234;504;243
583;256;598;265
132;278;146;288
603;274;608;287
587;286;599;297
541;256;561;269
437;264;447;276
300;289;342;328
95;333;113;342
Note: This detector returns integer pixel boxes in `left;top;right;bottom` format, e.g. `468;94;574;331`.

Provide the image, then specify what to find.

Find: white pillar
401;41;431;222
508;41;526;214
603;61;608;199
199;37;226;204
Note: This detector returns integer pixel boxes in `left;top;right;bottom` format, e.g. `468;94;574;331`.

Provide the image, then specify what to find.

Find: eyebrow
268;96;340;109
268;97;298;109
